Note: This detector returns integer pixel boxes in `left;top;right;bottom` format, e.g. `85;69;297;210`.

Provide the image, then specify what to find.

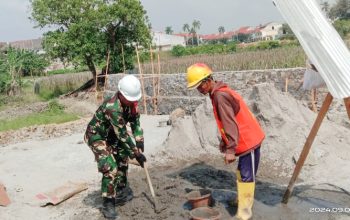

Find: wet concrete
73;156;350;220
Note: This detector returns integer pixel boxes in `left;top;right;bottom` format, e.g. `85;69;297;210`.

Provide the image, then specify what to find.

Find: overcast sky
0;0;332;42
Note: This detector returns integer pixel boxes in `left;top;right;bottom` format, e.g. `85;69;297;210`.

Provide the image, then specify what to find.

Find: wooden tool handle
128;158;140;166
144;163;156;198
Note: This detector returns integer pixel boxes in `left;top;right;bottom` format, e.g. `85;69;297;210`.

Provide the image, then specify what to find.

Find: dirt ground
1;127;350;220
99;158;350;220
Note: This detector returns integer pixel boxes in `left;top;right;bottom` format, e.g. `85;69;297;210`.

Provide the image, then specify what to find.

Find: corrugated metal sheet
273;0;350;99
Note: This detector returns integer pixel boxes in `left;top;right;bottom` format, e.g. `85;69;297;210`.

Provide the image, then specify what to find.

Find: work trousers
237;146;261;182
85;139;129;198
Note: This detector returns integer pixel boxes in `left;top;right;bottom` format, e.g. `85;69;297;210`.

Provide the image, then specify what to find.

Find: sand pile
158;98;220;163
250;84;350;184
161;83;350;188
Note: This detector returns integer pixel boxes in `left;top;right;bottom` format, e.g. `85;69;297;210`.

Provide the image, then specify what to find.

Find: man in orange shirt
186;63;265;220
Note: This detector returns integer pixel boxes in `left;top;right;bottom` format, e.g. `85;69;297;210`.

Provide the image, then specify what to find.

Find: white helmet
118;75;142;101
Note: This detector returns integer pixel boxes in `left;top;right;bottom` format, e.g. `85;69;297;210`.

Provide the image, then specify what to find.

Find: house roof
174;33;193;37
201;31;236;40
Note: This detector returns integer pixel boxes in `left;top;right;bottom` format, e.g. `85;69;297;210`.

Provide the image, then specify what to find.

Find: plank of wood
35;181;87;206
344;97;350;120
282;92;333;204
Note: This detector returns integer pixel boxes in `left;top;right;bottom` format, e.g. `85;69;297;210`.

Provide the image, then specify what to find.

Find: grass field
0;100;78;132
139;46;306;74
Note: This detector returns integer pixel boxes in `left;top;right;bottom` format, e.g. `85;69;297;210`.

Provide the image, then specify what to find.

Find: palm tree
189;27;196;45
218;26;225;34
182;23;190;46
183;23;190;32
192;20;201;45
165;26;173;35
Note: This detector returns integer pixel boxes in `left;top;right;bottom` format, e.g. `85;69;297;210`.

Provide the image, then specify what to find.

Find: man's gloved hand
136;141;144;152
135;153;147;168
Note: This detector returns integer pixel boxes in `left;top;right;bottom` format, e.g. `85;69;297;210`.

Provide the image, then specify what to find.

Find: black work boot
102;198;118;219
115;186;134;206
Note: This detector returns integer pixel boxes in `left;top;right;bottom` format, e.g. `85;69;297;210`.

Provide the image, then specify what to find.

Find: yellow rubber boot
236;170;242;181
235;180;255;220
229;170;242;207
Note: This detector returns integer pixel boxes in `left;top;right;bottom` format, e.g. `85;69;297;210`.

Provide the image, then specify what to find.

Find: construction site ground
1;83;350;220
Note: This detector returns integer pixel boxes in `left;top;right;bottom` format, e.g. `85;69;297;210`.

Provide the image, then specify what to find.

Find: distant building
258;22;283;41
201;31;236;43
152;32;186;51
233;26;257;42
228;22;284;42
9;38;43;51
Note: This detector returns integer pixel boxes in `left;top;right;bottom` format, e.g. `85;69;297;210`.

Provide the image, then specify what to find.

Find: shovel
129;159;160;213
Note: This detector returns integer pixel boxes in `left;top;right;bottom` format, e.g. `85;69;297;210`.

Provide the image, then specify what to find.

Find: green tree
165;26;174;35
321;1;330;16
0;48;25;95
188;27;196;45
278;23;296;40
333;19;350;37
0;52;11;94
218;26;225;34
192;20;201;46
21;51;49;77
182;23;190;46
182;23;190;32
218;26;226;44
329;0;350;20
237;33;250;42
0;48;49;95
30;0;152;82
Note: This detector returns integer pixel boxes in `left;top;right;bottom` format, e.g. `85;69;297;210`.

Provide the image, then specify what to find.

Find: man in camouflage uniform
84;75;146;219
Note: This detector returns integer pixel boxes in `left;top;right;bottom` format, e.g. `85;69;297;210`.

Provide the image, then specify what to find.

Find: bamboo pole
94;62;99;103
150;45;157;114
103;51;110;92
121;44;126;74
157;52;161;97
344;97;350;120
135;45;148;115
282;93;333;204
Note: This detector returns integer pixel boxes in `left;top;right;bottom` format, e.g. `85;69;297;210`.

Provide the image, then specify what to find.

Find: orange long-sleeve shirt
210;81;240;154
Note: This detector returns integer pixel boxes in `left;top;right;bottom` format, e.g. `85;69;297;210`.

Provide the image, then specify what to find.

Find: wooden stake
285;76;289;93
150;45;157;114
135;45;148;115
121;44;126;74
282;92;333;204
311;89;317;112
94;62;100;103
157;52;161;97
103;51;110;92
344;97;350;120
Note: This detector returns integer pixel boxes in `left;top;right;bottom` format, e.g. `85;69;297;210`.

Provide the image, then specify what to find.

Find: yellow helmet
186;63;213;89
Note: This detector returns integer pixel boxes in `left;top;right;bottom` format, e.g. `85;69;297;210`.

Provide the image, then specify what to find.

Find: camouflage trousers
85;138;130;198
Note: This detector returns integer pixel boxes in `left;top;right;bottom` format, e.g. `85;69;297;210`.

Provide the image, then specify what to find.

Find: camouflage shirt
85;93;143;154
